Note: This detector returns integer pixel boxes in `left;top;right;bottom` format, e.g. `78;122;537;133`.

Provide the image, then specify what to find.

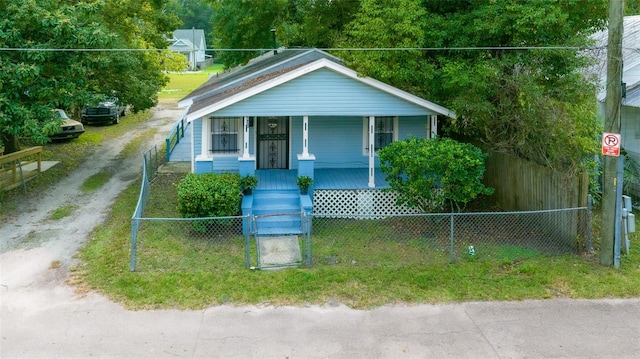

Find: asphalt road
2;280;639;359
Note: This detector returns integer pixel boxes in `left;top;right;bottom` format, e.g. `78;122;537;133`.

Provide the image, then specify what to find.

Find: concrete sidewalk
2;283;639;358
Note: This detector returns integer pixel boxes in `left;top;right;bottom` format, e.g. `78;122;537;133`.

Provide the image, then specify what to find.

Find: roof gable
172;29;206;50
182;48;455;121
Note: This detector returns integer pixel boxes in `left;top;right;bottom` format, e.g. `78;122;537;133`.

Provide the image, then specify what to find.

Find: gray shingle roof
171;29;206;50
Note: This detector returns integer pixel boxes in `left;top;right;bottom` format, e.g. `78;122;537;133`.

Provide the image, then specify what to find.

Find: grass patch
81;171;111;192
49;204;78;220
158;73;210;102
118;127;159;160
76;173;640;310
203;63;225;74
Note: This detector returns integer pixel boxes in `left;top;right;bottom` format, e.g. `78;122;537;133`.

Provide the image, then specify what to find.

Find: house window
210;116;240;154
363;116;397;154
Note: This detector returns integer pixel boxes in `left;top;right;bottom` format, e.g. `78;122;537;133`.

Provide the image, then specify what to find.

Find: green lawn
158;63;225;102
158;73;210;102
76;172;640;310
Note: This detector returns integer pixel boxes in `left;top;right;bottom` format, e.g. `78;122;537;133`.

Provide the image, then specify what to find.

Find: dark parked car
50;109;85;141
81;99;124;125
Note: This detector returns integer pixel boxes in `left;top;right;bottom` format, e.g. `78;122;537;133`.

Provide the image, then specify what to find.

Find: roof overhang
184;58;455;122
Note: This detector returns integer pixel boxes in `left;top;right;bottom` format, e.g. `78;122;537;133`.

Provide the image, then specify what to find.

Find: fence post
449;213;455;263
154;145;158;178
130;218;138;272
165;137;171;163
306;213;313;268
244;215;251;268
587;195;593;253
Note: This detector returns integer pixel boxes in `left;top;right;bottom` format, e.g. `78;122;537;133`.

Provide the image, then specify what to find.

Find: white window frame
203;116;243;157
362;116;398;156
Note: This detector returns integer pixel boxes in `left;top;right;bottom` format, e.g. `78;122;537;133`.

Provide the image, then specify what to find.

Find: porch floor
256;169;389;190
167;122;192;162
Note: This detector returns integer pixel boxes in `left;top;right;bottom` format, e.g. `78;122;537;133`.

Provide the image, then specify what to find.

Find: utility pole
601;0;624;266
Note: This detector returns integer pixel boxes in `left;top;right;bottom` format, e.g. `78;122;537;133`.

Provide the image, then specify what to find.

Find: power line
0;46;611;52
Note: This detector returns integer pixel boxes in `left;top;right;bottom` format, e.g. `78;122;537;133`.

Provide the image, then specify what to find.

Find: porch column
368;116;375;188
242;116;250;158
297;115;316;178
430;115;438;138
302;115;309;157
238;116;256;176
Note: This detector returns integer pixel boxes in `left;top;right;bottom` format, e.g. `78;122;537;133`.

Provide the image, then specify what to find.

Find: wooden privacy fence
0;146;43;191
483;151;589;210
483;152;590;247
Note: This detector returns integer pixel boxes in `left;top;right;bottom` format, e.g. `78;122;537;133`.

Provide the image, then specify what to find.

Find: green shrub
176;172;242;218
379;137;494;212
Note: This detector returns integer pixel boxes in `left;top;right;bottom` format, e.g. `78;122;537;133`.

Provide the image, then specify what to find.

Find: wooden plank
483;151;586;211
0;146;42;163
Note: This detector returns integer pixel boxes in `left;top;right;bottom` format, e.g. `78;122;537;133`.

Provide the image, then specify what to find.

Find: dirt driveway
0;104;185;304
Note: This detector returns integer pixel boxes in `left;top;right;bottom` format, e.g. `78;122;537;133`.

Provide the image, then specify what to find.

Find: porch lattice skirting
313;189;421;217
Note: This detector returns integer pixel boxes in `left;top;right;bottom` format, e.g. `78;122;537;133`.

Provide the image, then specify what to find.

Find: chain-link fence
308;209;590;267
131;207;591;271
131;217;249;272
130;148;591;271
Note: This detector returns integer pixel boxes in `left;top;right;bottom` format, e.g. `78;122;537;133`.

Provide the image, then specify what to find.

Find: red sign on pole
602;133;621;157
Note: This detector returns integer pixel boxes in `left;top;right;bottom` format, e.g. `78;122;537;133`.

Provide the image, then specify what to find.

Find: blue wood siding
212;157;240;172
193;119;203;157
194;115;429;172
398;116;428;140
310;116;368;169
210;68;433;117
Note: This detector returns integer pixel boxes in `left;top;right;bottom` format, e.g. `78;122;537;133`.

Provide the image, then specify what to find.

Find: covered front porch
165;121;391;190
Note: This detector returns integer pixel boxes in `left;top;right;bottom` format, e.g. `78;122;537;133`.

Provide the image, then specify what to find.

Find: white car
50;109;85;141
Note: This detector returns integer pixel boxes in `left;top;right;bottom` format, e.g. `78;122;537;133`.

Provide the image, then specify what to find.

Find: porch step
251;190;303;236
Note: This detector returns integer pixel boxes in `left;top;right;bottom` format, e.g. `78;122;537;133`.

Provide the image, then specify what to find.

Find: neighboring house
173;48;455;234
169;29;208;70
593;15;640;198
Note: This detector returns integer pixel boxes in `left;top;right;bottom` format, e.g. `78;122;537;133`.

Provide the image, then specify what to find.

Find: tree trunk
0;133;21;155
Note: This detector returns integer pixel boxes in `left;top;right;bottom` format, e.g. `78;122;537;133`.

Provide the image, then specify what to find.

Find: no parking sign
602;133;621;157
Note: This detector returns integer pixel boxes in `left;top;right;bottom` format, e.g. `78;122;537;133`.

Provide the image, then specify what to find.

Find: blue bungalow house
172;48;455;235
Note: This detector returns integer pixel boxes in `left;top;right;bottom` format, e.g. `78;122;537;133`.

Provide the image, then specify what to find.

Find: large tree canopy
211;0;359;67
341;0;608;171
0;0;179;153
166;0;215;31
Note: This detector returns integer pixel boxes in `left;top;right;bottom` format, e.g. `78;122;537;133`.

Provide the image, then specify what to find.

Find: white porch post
368;116;375;188
430;115;438;138
242;116;250;158
297;115;315;179
302;115;309;157
190;117;195;173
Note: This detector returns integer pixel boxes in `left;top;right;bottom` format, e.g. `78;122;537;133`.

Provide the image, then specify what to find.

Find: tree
343;0;608;172
210;0;361;67
0;0;180;153
92;0;181;113
283;0;361;49
378;137;494;212
339;0;437;98
166;0;215;31
0;0;116;153
211;0;288;67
